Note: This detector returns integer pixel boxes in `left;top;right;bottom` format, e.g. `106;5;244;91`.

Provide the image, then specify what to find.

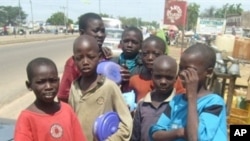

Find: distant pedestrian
3;25;7;35
13;27;16;37
232;26;236;36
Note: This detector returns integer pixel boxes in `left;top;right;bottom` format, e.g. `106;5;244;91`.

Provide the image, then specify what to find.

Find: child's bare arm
102;47;113;59
152;128;185;141
180;67;199;141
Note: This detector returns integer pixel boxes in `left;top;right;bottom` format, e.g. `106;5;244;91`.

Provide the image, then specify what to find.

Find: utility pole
60;6;66;33
30;0;34;34
66;0;68;34
18;0;21;27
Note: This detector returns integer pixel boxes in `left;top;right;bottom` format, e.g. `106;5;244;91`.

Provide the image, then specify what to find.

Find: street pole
18;0;21;31
30;0;34;34
66;0;68;34
60;6;66;34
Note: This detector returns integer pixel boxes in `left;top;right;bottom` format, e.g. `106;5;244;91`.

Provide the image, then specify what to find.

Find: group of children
14;12;228;141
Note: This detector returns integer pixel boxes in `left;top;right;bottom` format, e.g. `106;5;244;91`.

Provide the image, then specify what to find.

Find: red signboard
164;0;187;26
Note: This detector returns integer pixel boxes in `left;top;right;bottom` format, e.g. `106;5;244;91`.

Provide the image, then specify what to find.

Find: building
226;11;250;37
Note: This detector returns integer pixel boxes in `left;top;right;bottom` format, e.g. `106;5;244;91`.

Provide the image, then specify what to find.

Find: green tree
0;6;27;27
100;13;110;18
201;3;243;18
200;6;216;18
214;4;229;18
187;3;200;30
46;12;73;25
75;13;159;29
119;16;159;28
226;3;243;16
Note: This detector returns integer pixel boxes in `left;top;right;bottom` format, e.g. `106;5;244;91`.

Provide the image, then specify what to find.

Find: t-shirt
131;89;175;141
129;75;186;102
57;56;81;102
68;76;133;141
14;102;86;141
149;94;228;141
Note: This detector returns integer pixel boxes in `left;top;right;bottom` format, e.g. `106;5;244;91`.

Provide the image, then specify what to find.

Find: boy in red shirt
14;57;86;141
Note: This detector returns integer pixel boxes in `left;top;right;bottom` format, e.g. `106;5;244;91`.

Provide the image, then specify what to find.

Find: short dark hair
78;13;102;31
121;26;143;41
143;35;166;53
184;43;216;69
73;35;100;53
26;57;57;81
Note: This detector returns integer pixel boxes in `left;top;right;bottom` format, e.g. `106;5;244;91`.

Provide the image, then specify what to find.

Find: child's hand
120;65;130;82
179;67;199;99
102;47;113;59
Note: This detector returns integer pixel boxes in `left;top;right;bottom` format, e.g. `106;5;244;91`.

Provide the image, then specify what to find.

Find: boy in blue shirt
150;43;227;141
131;55;178;141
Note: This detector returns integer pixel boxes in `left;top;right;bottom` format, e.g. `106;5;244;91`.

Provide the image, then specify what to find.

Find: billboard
196;18;226;35
163;0;187;26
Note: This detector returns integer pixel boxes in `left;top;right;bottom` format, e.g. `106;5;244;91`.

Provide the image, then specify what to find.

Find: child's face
26;65;59;103
82;19;106;48
74;40;101;76
152;61;176;94
141;41;164;70
121;30;141;58
179;53;207;87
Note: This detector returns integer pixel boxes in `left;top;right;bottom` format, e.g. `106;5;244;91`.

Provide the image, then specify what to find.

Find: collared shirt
149;94;228;141
68;76;133;141
131;89;176;141
57;56;81;102
129;75;186;102
117;53;146;76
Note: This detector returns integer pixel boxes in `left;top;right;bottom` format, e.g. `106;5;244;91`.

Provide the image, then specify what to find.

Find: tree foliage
187;3;200;30
75;14;159;28
200;3;243;18
201;6;216;18
118;16;159;28
46;12;73;25
0;6;27;27
99;13;110;18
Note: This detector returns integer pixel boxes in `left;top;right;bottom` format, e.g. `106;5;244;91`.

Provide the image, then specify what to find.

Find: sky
1;0;250;23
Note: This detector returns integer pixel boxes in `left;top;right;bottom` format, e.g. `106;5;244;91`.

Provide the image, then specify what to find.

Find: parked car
103;28;123;55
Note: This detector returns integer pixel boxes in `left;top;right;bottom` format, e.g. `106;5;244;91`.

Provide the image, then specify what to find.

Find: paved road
0;33;77;45
0;37;76;108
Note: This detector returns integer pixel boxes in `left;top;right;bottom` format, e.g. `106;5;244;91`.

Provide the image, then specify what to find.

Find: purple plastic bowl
93;112;120;141
97;61;122;84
